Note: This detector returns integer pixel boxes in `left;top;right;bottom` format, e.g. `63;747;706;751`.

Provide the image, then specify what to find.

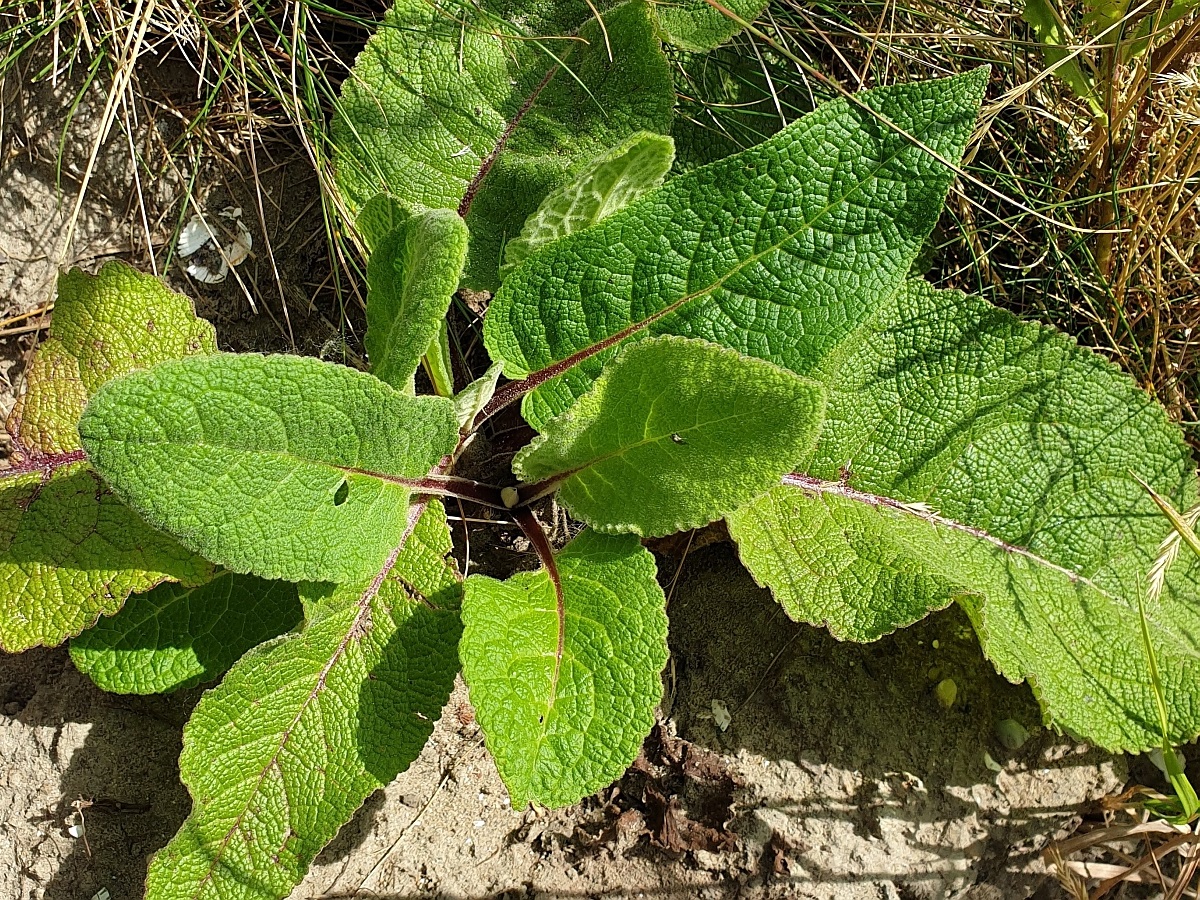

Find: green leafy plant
1023;0;1200;116
1020;0;1200;288
6;3;1200;898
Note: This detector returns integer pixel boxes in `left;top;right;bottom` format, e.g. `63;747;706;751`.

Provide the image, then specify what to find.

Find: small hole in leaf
334;480;350;506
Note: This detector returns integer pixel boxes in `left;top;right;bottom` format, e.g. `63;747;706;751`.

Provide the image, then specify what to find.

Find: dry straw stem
1045;812;1200;898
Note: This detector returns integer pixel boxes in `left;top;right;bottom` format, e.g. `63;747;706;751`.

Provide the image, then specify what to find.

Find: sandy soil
0;46;1138;900
0;547;1125;900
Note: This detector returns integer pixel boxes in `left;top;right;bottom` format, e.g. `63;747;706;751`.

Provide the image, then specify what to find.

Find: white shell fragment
711;698;731;732
177;206;253;284
177;218;214;256
67;821;85;838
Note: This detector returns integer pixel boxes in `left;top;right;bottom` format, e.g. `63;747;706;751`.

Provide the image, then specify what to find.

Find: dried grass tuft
0;0;384;347
735;1;1200;441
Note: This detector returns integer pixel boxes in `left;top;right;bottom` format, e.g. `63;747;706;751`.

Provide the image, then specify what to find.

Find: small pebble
995;718;1030;751
935;678;957;709
711;699;731;732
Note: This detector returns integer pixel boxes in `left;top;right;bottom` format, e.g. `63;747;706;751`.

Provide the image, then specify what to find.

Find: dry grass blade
1046;819;1200;899
1054;818;1186;856
1;0;382;352
1139;475;1200;603
1047;842;1091;900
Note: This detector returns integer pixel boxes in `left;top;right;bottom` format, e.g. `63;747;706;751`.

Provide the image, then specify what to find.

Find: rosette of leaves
5;26;1199;900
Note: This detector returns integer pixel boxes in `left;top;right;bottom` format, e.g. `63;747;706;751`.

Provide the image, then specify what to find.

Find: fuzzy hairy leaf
426;318;456;397
484;69;987;430
0;263;216;651
0;466;215;652
334;0;674;289
366;209;469;391
70;573;302;694
461;529;667;809
8;262;218;454
454;362;504;430
80;353;458;583
355;194;409;253
728;282;1200;750
501;131;675;278
655;0;770;51
144;502;461;900
514;336;824;536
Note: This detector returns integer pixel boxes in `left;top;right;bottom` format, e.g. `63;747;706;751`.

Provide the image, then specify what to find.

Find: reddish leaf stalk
513;505;565;702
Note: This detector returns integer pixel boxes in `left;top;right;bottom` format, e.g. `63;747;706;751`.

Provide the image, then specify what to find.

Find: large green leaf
727;281;1200;750
461;529;667;808
144;502;462;900
513;336;825;536
0;262;216;651
333;0;674;289
355;194;409;254
9;262;217;450
501;131;675;279
80;353;458;584
483;69;987;429
366;209;469;392
70;573;302;693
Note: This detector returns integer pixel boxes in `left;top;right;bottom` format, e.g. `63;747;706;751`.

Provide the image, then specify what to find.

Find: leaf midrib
523;563;622;799
507;92;957;378
182;503;428;900
782;472;1115;600
455;1;611;218
90;435;433;486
